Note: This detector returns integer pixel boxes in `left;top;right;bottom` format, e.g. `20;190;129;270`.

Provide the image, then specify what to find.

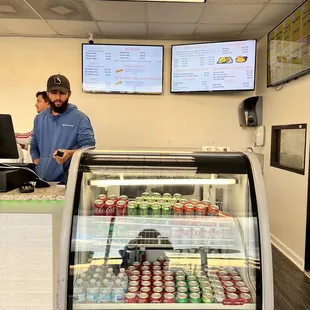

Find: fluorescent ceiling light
100;0;206;2
0;5;16;13
50;6;74;15
90;178;237;187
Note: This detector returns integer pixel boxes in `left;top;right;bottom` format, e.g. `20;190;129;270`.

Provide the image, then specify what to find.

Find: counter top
0;182;65;200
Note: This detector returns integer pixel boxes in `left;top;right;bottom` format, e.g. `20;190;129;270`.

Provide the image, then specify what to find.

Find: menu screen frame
267;0;310;87
82;43;164;95
170;39;257;94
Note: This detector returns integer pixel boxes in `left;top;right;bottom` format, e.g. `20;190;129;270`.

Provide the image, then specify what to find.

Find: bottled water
119;268;128;283
108;268;116;281
105;273;114;288
93;273;101;287
117;273;128;292
73;279;86;303
86;279;98;303
111;279;124;303
98;279;112;303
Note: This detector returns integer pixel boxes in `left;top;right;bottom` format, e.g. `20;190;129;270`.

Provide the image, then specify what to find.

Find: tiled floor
273;247;310;310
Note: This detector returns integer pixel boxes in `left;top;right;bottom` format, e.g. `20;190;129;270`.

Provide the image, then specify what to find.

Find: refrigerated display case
57;150;273;310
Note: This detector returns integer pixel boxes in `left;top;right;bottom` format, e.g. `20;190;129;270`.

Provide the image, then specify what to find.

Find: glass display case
57;150;273;310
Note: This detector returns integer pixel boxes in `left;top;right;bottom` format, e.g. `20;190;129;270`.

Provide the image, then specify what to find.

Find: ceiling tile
270;0;303;3
148;23;196;38
86;0;146;22
200;3;264;24
47;20;99;37
195;23;246;40
239;24;273;39
0;19;57;35
252;3;299;24
147;3;204;23
0;0;39;19
208;0;267;2
98;22;147;38
26;0;93;21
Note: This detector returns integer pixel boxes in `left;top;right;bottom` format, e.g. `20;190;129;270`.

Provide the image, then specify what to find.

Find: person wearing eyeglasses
30;74;96;182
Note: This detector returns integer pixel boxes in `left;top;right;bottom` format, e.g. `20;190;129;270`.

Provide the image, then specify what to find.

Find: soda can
190;198;200;205
141;281;151;288
211;280;222;287
202;199;211;207
129;275;140;282
135;197;143;206
173;203;184;216
139;203;149;216
163;293;175;303
177;286;188;294
187;275;197;282
229;270;239;276
202;292;213;303
104;200;116;216
127;266;136;274
153;192;161;201
127;203;137;216
164;271;173;277
239;286;250;294
141;266;150;271
153;261;161;267
181;227;192;244
142;270;151;276
153;286;164;294
176;271;185;277
177;281;187;288
214;292;226;303
218;270;228;276
93;199;105;216
189;293;201;303
165;286;176;294
227;292;239;301
195;204;207;216
188;281;199;287
201;287;213;294
157;256;166;264
220;275;231;282
198;275;209;283
116;200;127;216
179;198;188;205
142;192;150;199
97;194;107;202
173;193;182;201
153;269;162;275
226;286;237;294
132;262;141;268
232;275;242;282
176;275;186;282
163;193;172;201
141;275;151;282
119;194;128;201
140;286;151;295
132;271;141;278
165;281;175;288
164;276;174;282
137;293;149;303
176;292;188;303
200;280;211;288
189;286;200;294
208;204;219;216
142;261;151;267
124;292;137;303
153;276;163;282
222;281;234;288
209;275;219;282
184;203;195;216
213;285;225;293
240;293;252;303
151;203;161;217
128;286;139;294
153;281;163;288
235;281;246;288
150;293;162;303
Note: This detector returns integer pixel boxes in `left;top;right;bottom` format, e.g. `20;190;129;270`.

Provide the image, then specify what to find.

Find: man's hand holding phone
53;149;74;165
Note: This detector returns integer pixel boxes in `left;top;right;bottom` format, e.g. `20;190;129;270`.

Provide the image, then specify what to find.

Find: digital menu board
82;44;164;94
171;40;256;93
268;0;310;86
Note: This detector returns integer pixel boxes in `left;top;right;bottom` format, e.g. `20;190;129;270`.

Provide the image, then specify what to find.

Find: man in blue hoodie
30;74;95;182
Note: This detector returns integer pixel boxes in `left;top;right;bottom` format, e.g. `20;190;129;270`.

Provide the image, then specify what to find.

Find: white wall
257;36;309;269
0;37;256;151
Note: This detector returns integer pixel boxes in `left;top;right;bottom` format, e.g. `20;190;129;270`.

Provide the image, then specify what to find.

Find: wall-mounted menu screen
82;44;164;94
171;40;256;93
267;0;310;87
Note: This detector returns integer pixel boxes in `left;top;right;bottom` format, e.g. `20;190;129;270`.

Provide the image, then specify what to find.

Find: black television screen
82;44;164;94
171;40;256;93
0;114;18;159
267;0;310;87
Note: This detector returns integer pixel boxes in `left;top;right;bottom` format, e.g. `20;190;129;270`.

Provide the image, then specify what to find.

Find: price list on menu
83;45;163;93
171;40;256;92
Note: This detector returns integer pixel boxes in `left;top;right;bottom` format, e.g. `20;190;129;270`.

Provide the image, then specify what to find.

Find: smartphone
56;150;64;157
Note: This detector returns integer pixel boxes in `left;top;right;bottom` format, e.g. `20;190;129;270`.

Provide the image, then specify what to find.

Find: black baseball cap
47;74;70;93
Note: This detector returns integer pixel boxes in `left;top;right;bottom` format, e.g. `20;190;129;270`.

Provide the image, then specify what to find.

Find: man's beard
50;99;69;114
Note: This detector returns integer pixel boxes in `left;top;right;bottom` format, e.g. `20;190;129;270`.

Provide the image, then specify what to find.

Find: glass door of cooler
63;154;263;310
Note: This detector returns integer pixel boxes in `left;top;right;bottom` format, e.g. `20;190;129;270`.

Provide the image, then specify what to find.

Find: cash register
0;114;49;192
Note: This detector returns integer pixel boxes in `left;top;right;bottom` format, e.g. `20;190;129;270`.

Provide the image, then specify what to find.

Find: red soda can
93;199;105;216
173;203;183;216
131;270;140;277
142;270;151;276
108;194;118;201
153;276;163;282
218;270;229;276
141;275;151;282
165;286;176;294
157;256;166;264
222;281;234;288
232;275;242;282
116;200;127;216
164;271;174;277
141;281;151;288
184;203;195;216
235;281;246;288
153;268;162;274
140;286;151;295
240;293;252;303
195;204;207;216
163;266;170;271
104;199;116;216
220;275;231;281
229;270;239;276
142;261;151;266
124;292;137;303
150;293;162;303
127;266;136;275
165;281;175;288
152;261;161;268
239;287;250;294
153;286;164;295
132;262;141;269
164;276;174;282
97;194;107;202
119;195;128;201
128;286;139;294
153;281;163;287
129;275;140;282
141;266;150;271
137;293;149;303
226;293;239;301
163;262;170;267
226;286;237;294
129;281;140;289
163;293;175;303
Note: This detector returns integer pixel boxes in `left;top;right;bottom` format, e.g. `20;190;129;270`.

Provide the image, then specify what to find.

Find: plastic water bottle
119;268;128;284
98;279;112;303
86;279;98;303
73;279;86;303
105;273;114;288
93;273;101;287
108;268;116;281
117;273;128;292
111;279;124;303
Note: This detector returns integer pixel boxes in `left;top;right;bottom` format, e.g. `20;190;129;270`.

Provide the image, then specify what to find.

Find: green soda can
177;286;188;294
176;293;188;303
202;292;213;303
176;271;186;277
189;293;201;303
153;192;161;201
188;281;199;288
177;281;187;288
170;198;177;205
158;198;166;206
163;193;172;201
187;276;197;282
151;203;161;217
162;203;171;216
176;275;186;282
135;197;143;207
142;192;150;200
139;202;149;216
127;203;137;216
189;286;201;294
201;287;213;294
